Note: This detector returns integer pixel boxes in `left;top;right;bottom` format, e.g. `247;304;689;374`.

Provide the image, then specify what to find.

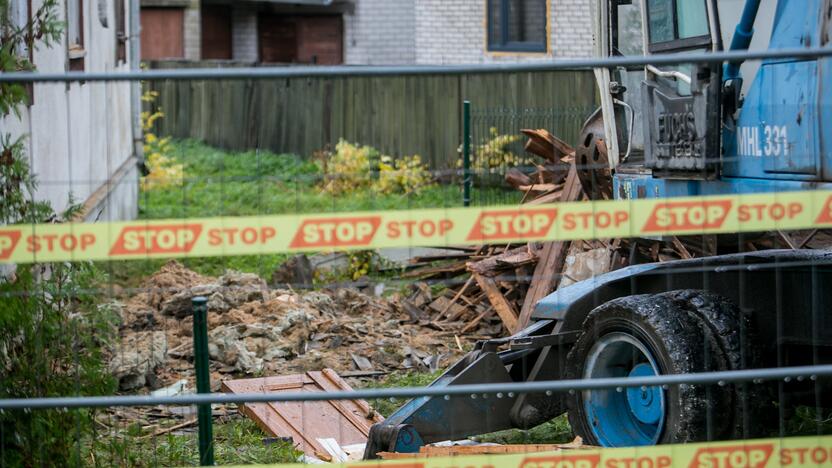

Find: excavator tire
664;290;775;440
564;292;738;446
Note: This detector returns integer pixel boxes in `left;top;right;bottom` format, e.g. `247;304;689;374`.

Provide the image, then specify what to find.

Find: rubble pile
111;261;471;391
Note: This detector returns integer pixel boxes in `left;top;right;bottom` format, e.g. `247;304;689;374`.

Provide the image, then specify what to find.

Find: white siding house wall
3;0;138;222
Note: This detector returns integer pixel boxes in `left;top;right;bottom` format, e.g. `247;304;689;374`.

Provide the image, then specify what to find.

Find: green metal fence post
463;100;472;207
192;296;214;466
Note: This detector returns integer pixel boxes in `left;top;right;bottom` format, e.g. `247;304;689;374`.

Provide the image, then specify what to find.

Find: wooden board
145;65;597;168
517;164;584;329
201;5;232;60
258;14;343;65
474;274;519;334
140;8;184;60
378;438;590;459
221;369;383;459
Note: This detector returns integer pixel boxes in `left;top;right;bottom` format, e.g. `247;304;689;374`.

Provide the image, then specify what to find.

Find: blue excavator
365;0;832;457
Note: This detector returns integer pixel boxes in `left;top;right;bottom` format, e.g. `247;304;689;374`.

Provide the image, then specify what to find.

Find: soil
110;261;471;392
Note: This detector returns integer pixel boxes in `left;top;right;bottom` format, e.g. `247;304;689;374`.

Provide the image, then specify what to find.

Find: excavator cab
591;0;723;185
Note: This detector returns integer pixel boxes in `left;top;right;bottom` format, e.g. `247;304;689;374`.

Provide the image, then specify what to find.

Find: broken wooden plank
505;168;534;190
402;260;468;279
473;274;519;334
671;236;693;259
440;276;474;318
428;296;467;319
517;164;583;329
421;442;591;456
521;129;575;162
221;369;383;459
467;246;530;276
518;183;559;193
526;189;563;205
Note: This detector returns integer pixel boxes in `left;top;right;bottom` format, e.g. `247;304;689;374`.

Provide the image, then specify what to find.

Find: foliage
363;370;444;417
0;5;121;465
140;90;183;191
460;127;523;174
318;140;376;195
319;140;435;196
0;133;52;223
88;418;301;467
347;250;377;281
112;140;518;281
475;415;574;445
377;154;434;195
783;406;832;436
0;260;119;466
0;0;63;117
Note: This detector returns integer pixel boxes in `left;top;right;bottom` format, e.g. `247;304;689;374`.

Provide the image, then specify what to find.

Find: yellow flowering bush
319;140;434;196
319;140;376;194
140;90;183;191
376;154;434;195
459;127;523;174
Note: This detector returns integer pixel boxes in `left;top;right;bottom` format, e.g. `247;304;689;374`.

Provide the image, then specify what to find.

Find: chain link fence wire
3;46;832;466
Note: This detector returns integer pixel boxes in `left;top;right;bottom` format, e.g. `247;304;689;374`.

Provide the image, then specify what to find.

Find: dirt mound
112;261;469;391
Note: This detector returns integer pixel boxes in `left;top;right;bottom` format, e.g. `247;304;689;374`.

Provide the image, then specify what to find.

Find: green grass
100;140;519;281
363;370;444;417
140;139;517;219
475;416;574;445
87;418;300;467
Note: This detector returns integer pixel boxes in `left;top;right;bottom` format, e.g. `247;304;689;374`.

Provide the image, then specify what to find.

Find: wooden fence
147;61;598;168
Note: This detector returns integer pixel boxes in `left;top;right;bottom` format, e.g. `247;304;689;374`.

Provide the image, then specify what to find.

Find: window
487;0;547;53
614;0;645;56
646;0;709;51
67;0;85;70
115;0;127;62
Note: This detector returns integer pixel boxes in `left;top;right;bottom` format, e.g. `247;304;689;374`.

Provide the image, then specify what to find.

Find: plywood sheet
221;369;383;459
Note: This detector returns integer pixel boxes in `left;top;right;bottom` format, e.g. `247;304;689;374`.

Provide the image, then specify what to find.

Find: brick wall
344;0;416;65
183;0;201;60
232;6;259;62
414;0;593;64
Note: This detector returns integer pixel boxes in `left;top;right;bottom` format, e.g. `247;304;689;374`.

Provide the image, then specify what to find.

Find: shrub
140;90;183;191
319;140;434;196
459;127;523;174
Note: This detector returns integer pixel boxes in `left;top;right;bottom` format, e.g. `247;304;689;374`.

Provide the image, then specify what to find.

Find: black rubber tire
664;290;775;439
565;292;733;446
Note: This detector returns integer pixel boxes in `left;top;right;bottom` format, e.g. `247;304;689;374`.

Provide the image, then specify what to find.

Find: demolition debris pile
110;261;478;391
398;129;832;335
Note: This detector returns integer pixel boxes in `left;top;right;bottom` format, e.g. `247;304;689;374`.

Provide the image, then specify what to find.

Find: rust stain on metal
221;369;383;459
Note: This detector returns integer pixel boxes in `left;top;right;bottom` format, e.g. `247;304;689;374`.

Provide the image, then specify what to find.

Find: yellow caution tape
245;435;832;468
2;190;832;264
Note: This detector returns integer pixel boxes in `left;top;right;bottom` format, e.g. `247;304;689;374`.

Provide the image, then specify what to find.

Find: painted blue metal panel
821;19;832;180
721;0;823;181
532;264;660;320
613;172;832;201
723;60;820;177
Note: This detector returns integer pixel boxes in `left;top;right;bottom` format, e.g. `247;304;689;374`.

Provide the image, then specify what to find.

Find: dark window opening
487;0;547;53
201;5;232;60
67;0;85;70
258;14;343;65
115;0;127;62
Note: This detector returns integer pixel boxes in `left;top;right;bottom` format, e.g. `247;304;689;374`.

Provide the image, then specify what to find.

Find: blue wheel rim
582;332;665;446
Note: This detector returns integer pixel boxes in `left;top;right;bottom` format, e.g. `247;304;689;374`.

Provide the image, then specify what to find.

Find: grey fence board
147;61;598;168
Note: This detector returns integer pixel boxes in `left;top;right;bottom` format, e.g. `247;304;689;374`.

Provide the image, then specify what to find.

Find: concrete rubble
109;261;470;390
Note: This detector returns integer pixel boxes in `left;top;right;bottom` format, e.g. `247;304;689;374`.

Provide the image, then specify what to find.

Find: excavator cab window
646;0;710;51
